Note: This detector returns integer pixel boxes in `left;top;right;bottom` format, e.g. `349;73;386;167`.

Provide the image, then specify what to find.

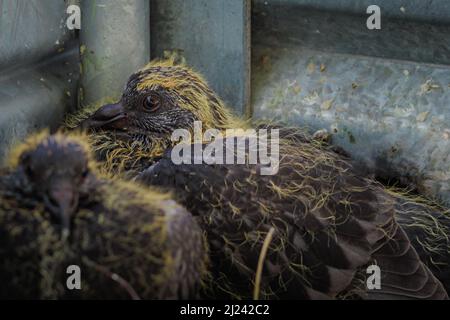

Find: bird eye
143;94;161;113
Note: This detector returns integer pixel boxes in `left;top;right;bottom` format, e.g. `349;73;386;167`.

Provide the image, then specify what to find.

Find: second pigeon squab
0;132;208;299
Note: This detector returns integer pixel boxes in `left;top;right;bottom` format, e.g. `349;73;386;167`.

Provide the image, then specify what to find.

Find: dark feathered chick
0;132;207;299
68;59;449;298
65;58;246;174
138;140;448;299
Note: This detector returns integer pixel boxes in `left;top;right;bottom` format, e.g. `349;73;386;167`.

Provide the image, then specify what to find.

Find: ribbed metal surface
253;3;450;65
80;0;150;105
0;47;80;161
252;1;450;204
0;0;79;163
253;0;450;25
0;0;74;70
151;0;251;115
0;0;150;162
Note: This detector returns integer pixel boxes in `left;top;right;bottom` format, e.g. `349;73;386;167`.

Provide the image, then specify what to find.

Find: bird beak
80;101;129;131
46;180;79;238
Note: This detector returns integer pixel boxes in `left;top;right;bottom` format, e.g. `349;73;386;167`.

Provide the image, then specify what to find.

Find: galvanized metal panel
151;0;251;116
0;0;79;163
0;0;74;71
80;0;150;105
253;3;450;65
252;3;450;204
254;0;450;25
0;46;80;162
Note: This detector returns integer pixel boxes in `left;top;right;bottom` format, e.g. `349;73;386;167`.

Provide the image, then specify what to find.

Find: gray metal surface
0;0;73;70
151;0;251;116
0;0;79;163
253;0;450;25
80;0;150;105
0;46;80;162
253;3;450;65
252;3;450;204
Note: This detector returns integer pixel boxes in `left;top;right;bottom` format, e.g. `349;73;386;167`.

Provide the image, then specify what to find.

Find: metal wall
150;0;251;115
80;0;150;105
0;0;79;162
252;0;450;204
0;0;150;162
259;0;450;24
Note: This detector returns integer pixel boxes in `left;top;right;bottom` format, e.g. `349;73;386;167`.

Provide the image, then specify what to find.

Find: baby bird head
8;132;95;236
1;132;209;299
80;59;243;143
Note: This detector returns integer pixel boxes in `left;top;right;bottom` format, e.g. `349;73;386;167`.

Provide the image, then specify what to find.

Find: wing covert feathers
138;139;448;300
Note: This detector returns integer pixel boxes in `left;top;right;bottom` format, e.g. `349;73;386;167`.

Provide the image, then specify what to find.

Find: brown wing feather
138;139;447;300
